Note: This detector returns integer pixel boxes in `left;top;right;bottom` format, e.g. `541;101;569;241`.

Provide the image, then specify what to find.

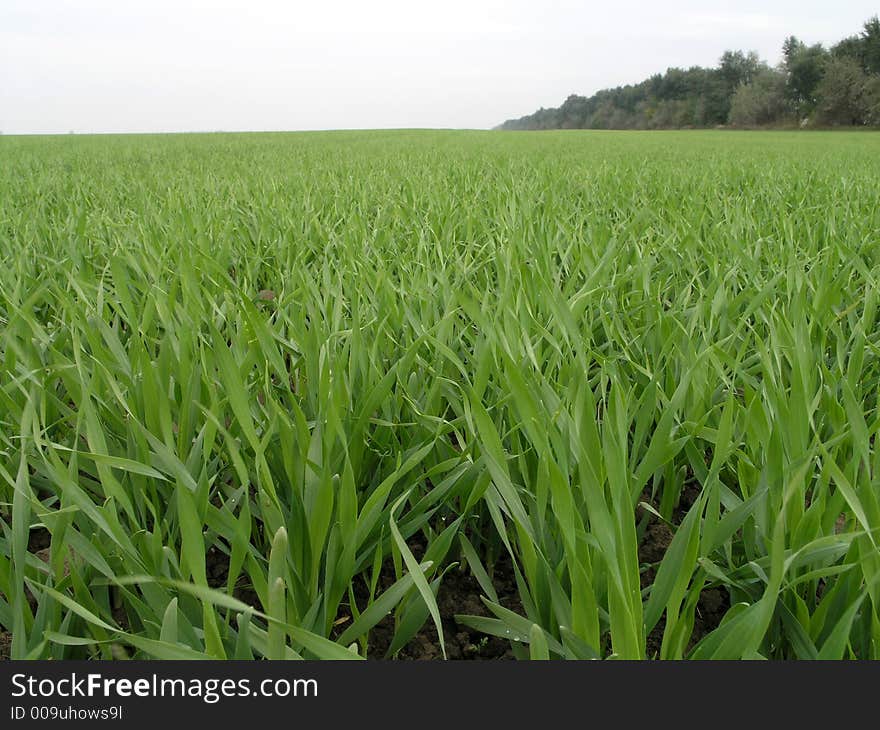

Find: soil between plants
1;501;729;661
361;554;521;660
639;482;729;658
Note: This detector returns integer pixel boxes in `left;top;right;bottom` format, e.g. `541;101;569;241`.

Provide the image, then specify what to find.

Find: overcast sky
1;1;877;134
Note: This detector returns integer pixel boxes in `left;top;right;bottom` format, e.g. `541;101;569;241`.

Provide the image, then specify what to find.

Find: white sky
1;0;877;134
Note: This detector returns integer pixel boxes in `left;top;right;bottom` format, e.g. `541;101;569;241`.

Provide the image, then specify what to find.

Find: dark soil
4;490;730;661
640;521;674;570
205;544;263;611
674;479;704;523
201;530;521;659
640;481;730;658
22;527;54;616
27;526;52;553
333;533;521;660
0;528;53;659
366;558;520;660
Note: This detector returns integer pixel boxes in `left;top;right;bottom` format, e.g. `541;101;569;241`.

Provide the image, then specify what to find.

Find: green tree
719;50;763;89
815;57;871;125
729;69;789;126
862;16;880;74
498;16;880;131
832;35;865;66
782;37;829;118
864;76;880;125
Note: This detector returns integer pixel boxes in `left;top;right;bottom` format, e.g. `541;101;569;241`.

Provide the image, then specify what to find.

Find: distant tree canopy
499;17;880;130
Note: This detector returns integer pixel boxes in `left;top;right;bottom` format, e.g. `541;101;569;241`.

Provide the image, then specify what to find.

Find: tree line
498;17;880;130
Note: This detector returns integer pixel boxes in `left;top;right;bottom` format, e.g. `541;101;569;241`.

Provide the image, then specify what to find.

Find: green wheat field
2;129;880;660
